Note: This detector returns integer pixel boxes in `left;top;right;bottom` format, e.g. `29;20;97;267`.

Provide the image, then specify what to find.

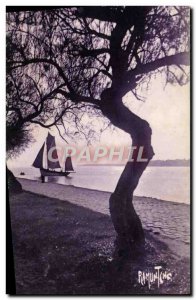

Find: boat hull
40;168;75;177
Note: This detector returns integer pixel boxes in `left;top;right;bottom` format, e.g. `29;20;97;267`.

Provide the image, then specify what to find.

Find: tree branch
8;58;74;93
76;7;120;22
127;52;190;79
78;47;110;58
58;89;101;108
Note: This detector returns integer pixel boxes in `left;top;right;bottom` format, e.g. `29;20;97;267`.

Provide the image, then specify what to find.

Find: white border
1;2;194;299
3;1;195;6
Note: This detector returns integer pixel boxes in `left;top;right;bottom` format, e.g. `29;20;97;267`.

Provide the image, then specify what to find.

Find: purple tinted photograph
6;6;191;295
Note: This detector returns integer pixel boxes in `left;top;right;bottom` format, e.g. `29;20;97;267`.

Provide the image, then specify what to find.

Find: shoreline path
17;178;190;258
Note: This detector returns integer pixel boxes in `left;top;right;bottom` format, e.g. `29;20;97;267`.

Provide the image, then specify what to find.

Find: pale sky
7;76;190;168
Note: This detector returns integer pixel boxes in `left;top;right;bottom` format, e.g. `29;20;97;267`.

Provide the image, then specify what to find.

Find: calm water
11;165;190;204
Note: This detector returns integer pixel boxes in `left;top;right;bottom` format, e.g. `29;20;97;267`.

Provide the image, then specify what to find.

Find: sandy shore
17;178;190;258
9;190;190;294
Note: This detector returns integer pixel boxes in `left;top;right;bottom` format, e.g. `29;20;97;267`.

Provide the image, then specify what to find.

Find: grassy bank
9;191;190;295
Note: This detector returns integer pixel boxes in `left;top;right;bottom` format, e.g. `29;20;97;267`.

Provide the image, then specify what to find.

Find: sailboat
32;132;75;178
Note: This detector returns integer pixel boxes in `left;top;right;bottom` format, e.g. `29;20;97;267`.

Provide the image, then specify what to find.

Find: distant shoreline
8;159;190;169
80;160;190;167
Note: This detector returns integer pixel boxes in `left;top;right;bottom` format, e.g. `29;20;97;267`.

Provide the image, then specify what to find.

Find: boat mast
43;142;47;169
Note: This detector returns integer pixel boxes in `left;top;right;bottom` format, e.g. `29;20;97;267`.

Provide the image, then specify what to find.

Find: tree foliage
6;6;190;149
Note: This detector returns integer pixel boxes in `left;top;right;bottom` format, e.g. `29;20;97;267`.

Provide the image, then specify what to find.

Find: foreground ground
9;191;190;295
18;178;190;250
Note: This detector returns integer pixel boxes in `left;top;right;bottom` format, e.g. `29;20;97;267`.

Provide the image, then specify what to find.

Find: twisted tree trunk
101;89;154;257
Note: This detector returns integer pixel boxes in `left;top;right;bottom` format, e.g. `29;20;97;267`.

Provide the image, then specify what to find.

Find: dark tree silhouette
6;6;190;257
